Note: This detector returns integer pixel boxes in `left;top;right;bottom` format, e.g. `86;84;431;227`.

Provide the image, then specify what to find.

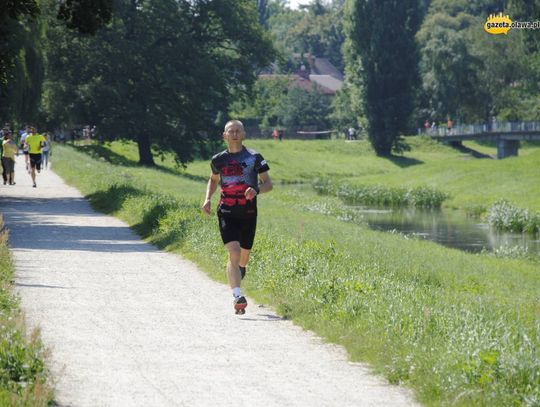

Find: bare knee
226;242;241;264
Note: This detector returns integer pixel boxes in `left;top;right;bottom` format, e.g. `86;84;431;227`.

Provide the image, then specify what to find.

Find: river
351;206;540;255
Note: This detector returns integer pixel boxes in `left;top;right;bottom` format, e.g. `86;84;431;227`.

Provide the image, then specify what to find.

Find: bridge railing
418;121;540;136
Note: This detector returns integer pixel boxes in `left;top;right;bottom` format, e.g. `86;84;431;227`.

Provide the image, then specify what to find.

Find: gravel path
0;156;419;407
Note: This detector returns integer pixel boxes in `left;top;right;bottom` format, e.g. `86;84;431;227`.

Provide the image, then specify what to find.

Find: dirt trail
0;156;419;406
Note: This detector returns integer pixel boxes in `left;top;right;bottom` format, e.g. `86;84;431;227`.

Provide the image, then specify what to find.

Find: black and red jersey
211;146;270;218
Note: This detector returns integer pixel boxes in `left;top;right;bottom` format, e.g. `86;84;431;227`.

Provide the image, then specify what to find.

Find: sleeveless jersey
211;147;270;218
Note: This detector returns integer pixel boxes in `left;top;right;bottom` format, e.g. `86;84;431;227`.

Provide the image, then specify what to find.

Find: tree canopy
43;0;275;165
346;0;422;156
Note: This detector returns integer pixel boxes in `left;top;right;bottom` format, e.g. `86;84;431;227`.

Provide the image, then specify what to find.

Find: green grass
50;140;540;406
92;137;540;210
0;217;53;406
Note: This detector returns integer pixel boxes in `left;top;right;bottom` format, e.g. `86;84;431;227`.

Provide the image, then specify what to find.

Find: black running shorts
218;216;257;250
29;153;42;170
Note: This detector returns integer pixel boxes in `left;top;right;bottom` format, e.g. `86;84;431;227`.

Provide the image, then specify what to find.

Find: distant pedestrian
431;121;437;135
1;130;17;185
278;129;283;141
424;120;430;133
272;128;279;141
0;128;6;185
347;127;356;140
41;133;51;169
19;125;31;170
447;118;453;135
202;120;272;315
24;127;46;187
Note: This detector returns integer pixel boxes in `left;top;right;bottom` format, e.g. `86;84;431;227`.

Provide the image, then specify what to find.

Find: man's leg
225;241;248;314
239;249;251;279
225;241;242;290
1;158;6;184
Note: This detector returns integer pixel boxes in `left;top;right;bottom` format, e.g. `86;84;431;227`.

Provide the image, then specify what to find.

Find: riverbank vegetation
52;139;540;406
0;217;53;406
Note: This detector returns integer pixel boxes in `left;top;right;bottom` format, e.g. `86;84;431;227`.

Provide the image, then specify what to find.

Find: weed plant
0;217;53;406
313;178;448;208
488;200;540;234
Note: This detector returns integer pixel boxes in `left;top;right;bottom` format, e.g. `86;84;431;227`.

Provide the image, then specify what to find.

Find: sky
287;0;313;9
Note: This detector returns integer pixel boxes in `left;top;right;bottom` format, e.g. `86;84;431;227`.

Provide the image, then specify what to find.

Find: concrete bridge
423;121;540;158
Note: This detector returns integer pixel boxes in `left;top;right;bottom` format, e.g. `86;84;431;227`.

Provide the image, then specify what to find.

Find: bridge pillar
497;139;519;159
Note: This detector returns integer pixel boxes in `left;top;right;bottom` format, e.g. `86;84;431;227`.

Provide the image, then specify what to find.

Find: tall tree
0;0;39;87
1;0;114;127
44;0;275;166
417;11;488;122
346;0;422;156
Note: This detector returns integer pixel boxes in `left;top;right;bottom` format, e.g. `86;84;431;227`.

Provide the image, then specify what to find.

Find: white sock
232;287;242;298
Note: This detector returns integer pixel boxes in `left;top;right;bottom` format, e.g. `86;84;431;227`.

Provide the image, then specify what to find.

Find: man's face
223;123;245;143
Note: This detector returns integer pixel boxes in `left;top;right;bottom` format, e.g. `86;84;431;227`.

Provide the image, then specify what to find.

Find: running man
24;127;46;187
202;120;273;314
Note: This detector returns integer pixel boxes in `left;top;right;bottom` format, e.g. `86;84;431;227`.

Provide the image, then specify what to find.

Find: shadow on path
0;195;157;253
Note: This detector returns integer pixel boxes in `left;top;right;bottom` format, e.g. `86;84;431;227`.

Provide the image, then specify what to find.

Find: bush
488;200;540;234
312;178;448;208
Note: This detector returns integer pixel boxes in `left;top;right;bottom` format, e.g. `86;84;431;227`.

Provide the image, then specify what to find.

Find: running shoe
233;296;247;315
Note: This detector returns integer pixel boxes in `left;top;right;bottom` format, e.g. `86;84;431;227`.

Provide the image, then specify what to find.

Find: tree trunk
137;133;155;166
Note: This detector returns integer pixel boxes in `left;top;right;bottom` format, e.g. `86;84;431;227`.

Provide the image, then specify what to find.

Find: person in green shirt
24;127;46;187
1;130;17;185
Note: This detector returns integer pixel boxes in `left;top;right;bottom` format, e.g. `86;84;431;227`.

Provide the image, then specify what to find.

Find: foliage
313;178;448;208
345;0;422;156
57;0;112;35
266;0;346;72
0;13;45;126
43;0;276;166
488;200;540;234
277;86;332;129
230;76;333;131
0;217;53;405
229;76;290;130
416;1;539;124
417;11;488;122
0;0;39;87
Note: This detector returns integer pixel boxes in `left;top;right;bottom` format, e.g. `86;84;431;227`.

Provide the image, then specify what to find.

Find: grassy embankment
0;217;53;406
51;138;539;407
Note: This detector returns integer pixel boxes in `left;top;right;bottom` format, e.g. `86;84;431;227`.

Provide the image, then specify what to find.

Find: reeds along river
350;206;540;256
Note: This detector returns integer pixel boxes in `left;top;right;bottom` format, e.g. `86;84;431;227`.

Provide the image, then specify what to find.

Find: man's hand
245;187;257;201
201;199;212;215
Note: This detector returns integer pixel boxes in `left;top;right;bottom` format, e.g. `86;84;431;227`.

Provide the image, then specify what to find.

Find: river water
351;206;540;255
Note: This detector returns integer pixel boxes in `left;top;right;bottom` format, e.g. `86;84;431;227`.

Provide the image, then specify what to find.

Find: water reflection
352;206;540;254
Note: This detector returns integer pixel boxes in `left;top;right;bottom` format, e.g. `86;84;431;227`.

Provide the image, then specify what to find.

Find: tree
346;0;422;156
1;0;114;127
44;0;275;166
277;85;332;130
0;0;39;87
417;12;488;122
267;0;346;72
57;0;113;34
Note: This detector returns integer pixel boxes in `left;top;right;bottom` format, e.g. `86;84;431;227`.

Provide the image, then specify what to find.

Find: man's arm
202;172;220;215
258;171;272;193
245;171;272;200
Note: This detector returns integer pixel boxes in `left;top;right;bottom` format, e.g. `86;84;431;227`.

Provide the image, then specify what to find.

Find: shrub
312;178;448;208
488;200;540;234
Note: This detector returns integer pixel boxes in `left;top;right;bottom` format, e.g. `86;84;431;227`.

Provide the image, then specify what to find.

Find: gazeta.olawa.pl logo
484;12;540;35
